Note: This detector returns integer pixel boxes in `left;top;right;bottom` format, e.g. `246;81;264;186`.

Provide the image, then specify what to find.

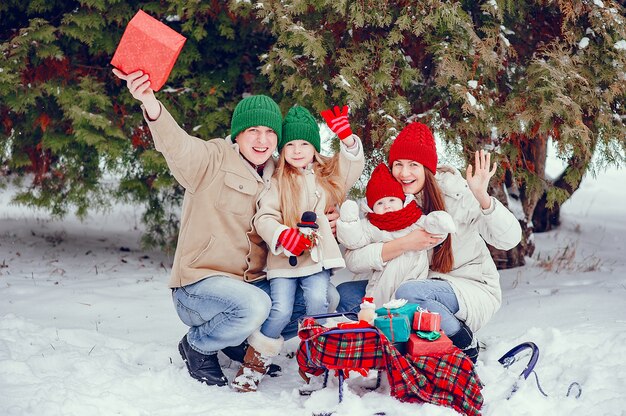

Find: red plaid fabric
297;318;483;416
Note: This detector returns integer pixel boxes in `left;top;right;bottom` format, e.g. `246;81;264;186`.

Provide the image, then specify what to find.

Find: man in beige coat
112;69;338;387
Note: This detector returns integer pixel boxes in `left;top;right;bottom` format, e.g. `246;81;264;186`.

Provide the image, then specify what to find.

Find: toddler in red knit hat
337;163;456;304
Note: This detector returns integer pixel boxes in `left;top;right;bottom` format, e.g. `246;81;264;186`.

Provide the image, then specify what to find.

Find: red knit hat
366;163;405;209
388;122;438;173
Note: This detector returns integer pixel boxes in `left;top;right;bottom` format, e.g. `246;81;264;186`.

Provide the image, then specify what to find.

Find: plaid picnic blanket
297;318;483;416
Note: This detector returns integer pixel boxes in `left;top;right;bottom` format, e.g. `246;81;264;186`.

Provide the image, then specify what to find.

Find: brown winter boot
231;330;283;392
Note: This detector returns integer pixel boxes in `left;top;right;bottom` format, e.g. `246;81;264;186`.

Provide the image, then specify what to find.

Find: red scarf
368;200;423;232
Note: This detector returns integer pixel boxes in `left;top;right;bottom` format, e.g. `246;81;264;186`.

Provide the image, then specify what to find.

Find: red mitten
320;105;353;140
278;228;313;256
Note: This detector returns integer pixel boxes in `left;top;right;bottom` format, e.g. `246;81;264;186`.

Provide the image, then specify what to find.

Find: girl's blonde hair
421;169;454;273
275;151;345;227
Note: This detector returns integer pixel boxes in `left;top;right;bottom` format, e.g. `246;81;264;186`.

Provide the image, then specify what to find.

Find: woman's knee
394;282;428;303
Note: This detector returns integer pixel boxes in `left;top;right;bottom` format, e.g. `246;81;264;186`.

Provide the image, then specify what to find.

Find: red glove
320;105;353;140
278;228;312;256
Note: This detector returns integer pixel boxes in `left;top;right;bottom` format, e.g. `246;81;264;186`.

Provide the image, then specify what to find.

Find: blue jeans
395;280;461;335
172;274;339;354
337;279;462;335
261;269;331;339
172;276;272;355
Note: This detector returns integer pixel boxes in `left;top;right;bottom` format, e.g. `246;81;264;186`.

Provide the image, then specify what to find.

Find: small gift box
111;10;186;91
412;309;441;332
375;302;419;323
374;313;411;343
407;331;454;357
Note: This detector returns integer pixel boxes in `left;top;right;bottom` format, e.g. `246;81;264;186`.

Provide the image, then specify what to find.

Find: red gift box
412;309;441;332
111;10;186;91
407;332;454;358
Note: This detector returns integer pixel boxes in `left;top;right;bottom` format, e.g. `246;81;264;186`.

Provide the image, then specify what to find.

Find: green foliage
255;0;626;224
1;0;275;251
2;0;626;253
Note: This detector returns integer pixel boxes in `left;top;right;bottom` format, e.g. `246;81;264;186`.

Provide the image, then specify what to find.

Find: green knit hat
280;106;321;152
230;95;283;142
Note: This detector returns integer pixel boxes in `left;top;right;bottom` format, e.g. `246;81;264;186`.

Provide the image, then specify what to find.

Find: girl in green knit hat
231;105;365;392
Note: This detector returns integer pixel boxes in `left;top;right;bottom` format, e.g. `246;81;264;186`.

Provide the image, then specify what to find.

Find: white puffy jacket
344;165;522;332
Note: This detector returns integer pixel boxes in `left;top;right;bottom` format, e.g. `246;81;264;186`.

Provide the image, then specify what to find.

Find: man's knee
246;293;272;329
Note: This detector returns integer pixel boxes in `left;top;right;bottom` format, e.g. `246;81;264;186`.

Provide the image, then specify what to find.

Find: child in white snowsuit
337;163;456;304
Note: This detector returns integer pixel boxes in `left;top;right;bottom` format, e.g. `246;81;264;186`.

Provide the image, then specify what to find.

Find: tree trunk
488;182;529;269
532;162;587;233
487;133;549;269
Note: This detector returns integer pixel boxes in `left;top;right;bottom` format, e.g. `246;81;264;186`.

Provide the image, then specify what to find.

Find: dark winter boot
231;331;283;392
449;322;479;363
222;340;282;377
178;335;228;387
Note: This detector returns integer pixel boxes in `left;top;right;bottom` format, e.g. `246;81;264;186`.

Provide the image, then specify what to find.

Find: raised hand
466;150;497;209
320;105;353;140
112;69;160;119
278;228;313;256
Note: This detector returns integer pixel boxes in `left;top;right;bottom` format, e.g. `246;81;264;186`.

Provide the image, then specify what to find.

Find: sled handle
302;312;359;321
498;341;539;380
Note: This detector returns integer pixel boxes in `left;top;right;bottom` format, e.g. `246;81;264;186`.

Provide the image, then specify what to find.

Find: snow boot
222;340;282;377
449;322;479;363
231;330;283;392
178;335;228;387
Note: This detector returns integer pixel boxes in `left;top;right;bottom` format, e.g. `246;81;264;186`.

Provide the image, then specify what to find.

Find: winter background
1;144;625;416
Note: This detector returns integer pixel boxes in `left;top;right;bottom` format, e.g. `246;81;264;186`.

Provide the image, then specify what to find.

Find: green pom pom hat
279;105;321;152
230;95;283;142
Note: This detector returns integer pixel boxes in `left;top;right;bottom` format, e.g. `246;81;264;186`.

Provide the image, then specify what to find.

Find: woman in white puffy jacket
336;122;522;362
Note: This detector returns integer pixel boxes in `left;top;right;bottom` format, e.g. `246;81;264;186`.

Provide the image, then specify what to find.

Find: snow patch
338;75;351;87
499;33;510;47
614;40;626;50
466;92;478;107
579;37;590;49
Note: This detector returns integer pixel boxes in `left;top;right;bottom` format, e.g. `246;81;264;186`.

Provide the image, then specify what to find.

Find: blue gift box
374;313;411;343
375;303;419;323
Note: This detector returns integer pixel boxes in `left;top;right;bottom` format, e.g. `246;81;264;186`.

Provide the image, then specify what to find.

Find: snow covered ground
1;165;625;416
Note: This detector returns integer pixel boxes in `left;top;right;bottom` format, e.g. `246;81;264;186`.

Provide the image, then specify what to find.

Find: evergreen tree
250;0;626;267
1;0;275;252
3;0;626;268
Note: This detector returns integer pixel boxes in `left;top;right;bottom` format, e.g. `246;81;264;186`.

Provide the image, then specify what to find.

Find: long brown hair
421;169;454;273
275;151;345;227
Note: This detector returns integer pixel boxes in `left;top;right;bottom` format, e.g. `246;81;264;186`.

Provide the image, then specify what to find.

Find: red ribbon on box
111;10;186;91
387;310;395;342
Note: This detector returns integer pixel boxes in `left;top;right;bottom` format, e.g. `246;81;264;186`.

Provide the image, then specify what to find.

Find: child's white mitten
339;199;360;223
423;211;456;235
